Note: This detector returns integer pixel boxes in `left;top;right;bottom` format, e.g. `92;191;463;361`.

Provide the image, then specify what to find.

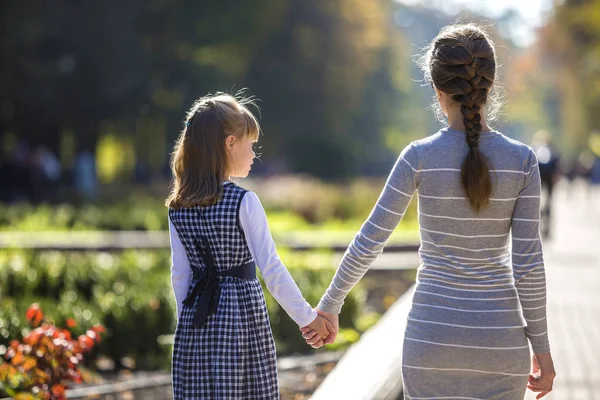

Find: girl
166;93;332;399
302;24;556;399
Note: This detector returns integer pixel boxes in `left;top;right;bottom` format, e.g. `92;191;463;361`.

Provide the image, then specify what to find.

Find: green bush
0;248;367;371
0;250;175;371
0;199;167;232
244;176;418;224
0;177;418;232
0;304;105;399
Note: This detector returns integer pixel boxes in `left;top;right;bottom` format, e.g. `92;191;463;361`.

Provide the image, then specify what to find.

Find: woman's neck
446;104;492;133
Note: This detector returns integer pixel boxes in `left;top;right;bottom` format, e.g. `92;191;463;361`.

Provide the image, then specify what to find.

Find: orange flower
1;304;104;399
26;304;44;327
51;384;66;399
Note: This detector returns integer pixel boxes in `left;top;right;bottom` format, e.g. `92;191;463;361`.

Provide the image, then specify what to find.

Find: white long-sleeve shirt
169;188;318;328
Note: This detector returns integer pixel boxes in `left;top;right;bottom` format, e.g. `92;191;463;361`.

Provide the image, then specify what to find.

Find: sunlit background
0;0;598;399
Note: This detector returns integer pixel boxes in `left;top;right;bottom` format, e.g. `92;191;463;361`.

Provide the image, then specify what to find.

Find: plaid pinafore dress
169;183;279;399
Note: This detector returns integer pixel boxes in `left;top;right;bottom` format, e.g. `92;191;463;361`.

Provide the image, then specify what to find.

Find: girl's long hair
166;92;260;209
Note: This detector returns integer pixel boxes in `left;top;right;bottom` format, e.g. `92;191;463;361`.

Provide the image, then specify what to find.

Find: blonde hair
166;92;260;208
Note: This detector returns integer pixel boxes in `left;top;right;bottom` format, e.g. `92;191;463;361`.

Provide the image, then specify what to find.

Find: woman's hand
527;353;556;399
306;314;334;340
299;310;339;348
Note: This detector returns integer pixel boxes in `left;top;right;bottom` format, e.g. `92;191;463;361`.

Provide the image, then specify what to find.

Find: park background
1;0;599;399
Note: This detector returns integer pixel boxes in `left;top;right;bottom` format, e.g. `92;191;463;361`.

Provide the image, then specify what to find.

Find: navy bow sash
182;236;256;327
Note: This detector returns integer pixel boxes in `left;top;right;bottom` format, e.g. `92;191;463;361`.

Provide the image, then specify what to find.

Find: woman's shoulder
400;130;444;160
410;129;534;154
491;131;533;151
404;128;536;170
488;131;537;168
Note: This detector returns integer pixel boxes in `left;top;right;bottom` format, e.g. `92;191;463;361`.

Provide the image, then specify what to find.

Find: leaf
45;326;58;339
22;356;37;372
59;329;72;341
14;393;36;400
51;384;66;397
14;392;35;400
85;330;97;341
23;329;44;346
77;335;94;350
11;351;24;366
91;325;106;334
35;368;49;381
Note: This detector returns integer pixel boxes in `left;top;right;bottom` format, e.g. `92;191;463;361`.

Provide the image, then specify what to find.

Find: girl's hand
527;353;556;399
300;327;323;348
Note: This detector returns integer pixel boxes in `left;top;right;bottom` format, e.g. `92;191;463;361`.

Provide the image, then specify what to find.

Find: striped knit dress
317;127;550;400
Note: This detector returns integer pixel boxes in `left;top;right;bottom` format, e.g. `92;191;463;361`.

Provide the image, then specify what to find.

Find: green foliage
0;177;419;234
0;304;105;399
0;250;175;371
0;200;166;232
0;248;368;372
504;0;600;153
0;0;427;179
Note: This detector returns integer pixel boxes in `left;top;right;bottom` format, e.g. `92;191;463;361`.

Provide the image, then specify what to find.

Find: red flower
26;304;44;327
1;304;105;399
51;384;66;399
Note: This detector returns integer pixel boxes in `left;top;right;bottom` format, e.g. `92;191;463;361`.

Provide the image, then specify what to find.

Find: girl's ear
434;85;442;101
225;135;236;152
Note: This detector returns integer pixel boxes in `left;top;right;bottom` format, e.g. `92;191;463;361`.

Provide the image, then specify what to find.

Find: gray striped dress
317;127;550;400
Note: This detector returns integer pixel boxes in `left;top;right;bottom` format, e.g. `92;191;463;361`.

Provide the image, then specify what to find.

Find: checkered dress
169;183;279;399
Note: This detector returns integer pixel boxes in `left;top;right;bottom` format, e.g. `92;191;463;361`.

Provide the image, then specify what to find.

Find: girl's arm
317;143;419;314
169;219;192;320
239;191;318;328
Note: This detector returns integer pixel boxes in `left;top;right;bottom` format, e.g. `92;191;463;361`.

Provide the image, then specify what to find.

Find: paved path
525;181;600;400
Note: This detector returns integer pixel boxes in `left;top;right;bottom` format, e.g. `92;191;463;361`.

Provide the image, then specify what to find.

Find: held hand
299;314;331;349
306;314;333;340
527;353;556;399
315;310;338;345
299;310;339;348
299;327;324;348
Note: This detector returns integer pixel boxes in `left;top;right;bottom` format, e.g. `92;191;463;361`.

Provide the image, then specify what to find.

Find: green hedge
0;248;366;371
0;177;418;232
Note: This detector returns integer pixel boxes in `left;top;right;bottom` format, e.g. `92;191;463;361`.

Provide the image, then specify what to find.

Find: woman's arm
317;143;419;314
511;150;551;354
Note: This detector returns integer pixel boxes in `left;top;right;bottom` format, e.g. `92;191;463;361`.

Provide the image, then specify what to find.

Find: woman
301;24;556;399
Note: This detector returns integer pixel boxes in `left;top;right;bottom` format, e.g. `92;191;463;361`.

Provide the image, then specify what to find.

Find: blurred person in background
532;130;561;239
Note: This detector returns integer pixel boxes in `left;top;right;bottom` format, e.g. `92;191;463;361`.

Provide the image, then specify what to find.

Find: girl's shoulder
223;182;251;204
224;181;248;193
